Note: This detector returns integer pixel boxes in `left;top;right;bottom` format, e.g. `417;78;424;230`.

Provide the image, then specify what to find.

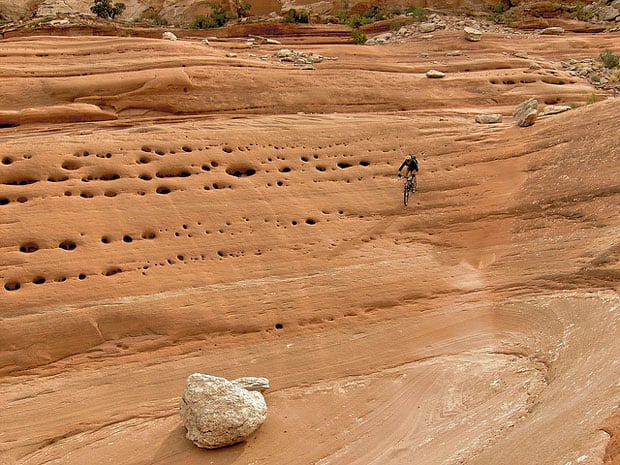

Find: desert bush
210;3;230;26
363;5;386;20
236;0;252;17
192;15;211;28
600;49;620;69
91;0;126;19
405;5;427;21
351;28;367;44
346;13;372;27
283;9;309;23
338;5;406;27
572;1;593;21
192;3;230;28
487;2;518;24
586;92;600;104
150;14;168;26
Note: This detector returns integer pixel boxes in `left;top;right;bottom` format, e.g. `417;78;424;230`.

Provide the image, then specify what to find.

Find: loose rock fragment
540;105;572;116
540;27;564;35
475;113;503;124
426;69;446;78
513;97;538;127
463;26;482;42
180;373;268;449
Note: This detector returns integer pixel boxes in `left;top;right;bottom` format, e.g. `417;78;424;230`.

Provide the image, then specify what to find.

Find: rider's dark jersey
399;157;419;173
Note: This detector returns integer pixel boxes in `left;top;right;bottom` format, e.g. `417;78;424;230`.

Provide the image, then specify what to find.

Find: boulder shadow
153;423;247;464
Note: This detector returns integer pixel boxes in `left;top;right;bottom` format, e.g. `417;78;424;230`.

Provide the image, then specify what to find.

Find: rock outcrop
513;97;538;127
180;373;269;449
426;69;446;78
540;104;572;116
463;26;482;41
475;113;503;124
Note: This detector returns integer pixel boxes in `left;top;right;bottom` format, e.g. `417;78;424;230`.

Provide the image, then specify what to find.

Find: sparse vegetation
586;92;600;104
235;0;252;18
405;5;427;21
337;5;415;28
150;14;168;26
488;2;516;24
572;1;593;21
283;9;309;23
29;16;55;27
192;3;230;29
90;0;126;19
599;49;619;69
351;28;367;44
346;13;373;28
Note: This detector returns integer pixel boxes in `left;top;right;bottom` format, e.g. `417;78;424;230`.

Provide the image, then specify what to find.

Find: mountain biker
397;153;419;182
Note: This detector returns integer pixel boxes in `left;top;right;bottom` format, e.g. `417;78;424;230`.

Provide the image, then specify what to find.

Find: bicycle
401;175;416;207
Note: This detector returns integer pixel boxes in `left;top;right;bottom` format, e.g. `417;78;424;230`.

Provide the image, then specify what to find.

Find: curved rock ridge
0;26;619;465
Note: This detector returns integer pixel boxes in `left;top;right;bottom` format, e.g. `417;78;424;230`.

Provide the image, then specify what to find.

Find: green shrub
405;5;427;21
192;3;230;28
491;2;509;14
192;15;212;28
210;3;229;26
236;0;252;17
338;5;405;27
600;49;620;69
363;5;385;20
90;0;126;19
586;92;600;105
486;2;517;24
150;14;168;26
351;28;367;44
335;10;349;23
283;9;309;23
346;13;372;27
572;1;593;21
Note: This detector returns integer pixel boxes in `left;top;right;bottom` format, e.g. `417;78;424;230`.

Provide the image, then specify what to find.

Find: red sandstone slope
0;30;619;465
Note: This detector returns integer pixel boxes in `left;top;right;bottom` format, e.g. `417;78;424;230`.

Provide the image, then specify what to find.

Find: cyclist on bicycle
397;153;419;182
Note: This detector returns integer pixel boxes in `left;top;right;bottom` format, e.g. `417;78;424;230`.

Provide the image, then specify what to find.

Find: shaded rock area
180;374;269;449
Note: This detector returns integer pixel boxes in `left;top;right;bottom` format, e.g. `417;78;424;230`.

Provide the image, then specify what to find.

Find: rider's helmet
406;153;413;160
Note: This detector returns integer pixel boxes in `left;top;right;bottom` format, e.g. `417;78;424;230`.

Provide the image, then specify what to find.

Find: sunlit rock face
0;25;619;465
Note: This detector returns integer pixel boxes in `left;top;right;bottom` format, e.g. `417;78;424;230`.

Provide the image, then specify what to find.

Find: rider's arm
397;160;407;172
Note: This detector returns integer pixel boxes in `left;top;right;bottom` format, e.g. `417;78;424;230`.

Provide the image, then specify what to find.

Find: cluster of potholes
2;141;380;292
0;146;373;204
3;209;331;292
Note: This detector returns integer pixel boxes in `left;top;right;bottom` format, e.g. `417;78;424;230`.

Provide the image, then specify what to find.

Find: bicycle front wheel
403;183;409;207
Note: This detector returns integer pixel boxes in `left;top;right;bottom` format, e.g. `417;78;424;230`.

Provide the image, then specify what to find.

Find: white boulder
426;69;446;78
180;373;269;449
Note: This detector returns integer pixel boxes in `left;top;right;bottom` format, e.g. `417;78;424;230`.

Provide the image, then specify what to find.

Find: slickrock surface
1;26;620;465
